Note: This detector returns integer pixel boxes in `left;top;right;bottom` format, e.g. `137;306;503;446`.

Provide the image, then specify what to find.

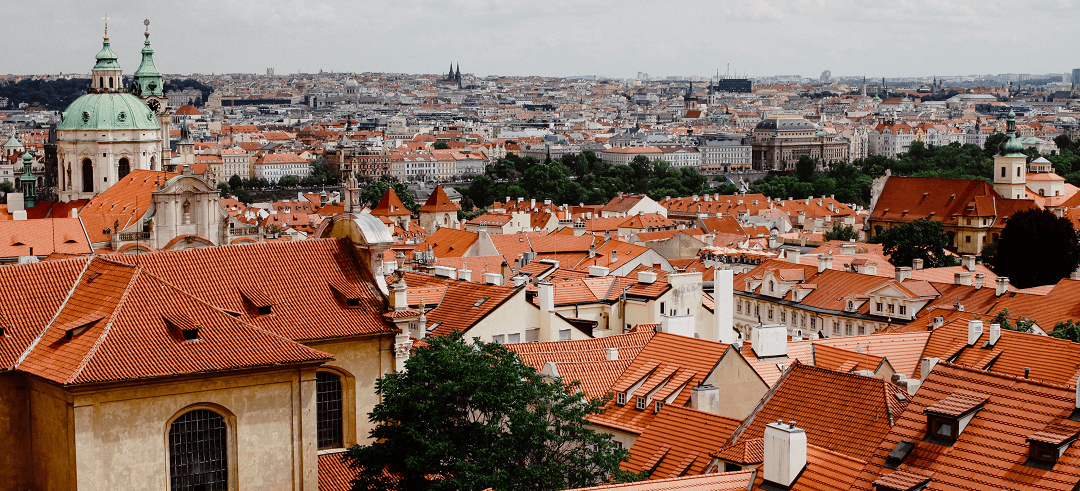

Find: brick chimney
764;421;807;487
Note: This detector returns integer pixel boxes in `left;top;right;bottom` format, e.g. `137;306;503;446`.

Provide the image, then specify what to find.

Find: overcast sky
7;0;1079;79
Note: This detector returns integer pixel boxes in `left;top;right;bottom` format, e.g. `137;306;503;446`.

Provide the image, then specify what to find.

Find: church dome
345;79;359;87
58;92;160;131
999;110;1024;156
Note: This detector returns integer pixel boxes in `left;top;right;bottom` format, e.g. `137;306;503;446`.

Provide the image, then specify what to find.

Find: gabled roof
0;258;88;370
623;405;742;479
418;185;460;213
565;469;755;491
370;187;412;217
507;331;654;370
79;170;178;243
15;257;331;385
851;362;1080;490
414;227;478;258
749;444;867;491
399;271;519;337
723;362;908;461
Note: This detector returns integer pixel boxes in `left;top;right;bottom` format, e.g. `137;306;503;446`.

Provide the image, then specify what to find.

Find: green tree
433;141;450;150
216;182;230;197
989;208;1080;288
229;174;243;190
0;180;13;204
278;175;301;188
989;308;1036;333
795;155;817;182
360;176;418;212
234;187;253;205
1050;319;1080;342
868;219;954;268
344;332;639;491
824;223;859;242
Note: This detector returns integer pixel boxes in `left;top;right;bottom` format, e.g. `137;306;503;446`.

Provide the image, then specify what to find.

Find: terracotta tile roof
546;359;632;399
810;343;889;375
317;451;398;491
750;444;867;491
740;343;815;386
565;469;754;491
923;390;986;416
414;227;478;258
369;187;412;217
79;170;178;243
418;185;459;213
633;228;705;243
110;239;392;341
851;362;1080;491
588;333;732;435
871;176;1037;228
507;331;654;370
0;258;88;369
432;255;506;279
623;405;742;478
398;272;519;337
0;217;92;257
812;332;931;380
602;194;649;214
715;437;764;464
15;258;331;385
697;216;747;236
724;362;908;461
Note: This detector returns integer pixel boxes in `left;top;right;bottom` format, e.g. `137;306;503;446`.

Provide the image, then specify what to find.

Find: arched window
99;77;104;88
169;409;228;491
317;371;344;449
108;77;114;89
81;159;94;193
118;158;130;180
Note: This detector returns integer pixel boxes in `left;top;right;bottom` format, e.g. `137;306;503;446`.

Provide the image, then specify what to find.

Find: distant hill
0;77;214;111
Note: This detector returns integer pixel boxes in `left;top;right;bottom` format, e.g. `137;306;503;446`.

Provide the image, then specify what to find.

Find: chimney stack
458;268;472;282
538;282;555;312
895;266;912;282
974;273;984;290
589;265;609;277
961;254;976;271
484;272;504;286
863;262;877;276
817;255;833;273
996;277;1009;296
715;269;736;344
954;271;972;286
988;323;1001;346
638;271;658;284
931;316;944;330
912;258;924;270
764;421;807;488
920;357;940;380
606;347;619;361
967;319;983;346
787;248;801;264
690;384;720;414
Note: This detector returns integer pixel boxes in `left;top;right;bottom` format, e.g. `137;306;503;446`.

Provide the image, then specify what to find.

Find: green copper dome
93;36;121;71
999;110;1024;156
57;92;160;131
4;135;20;148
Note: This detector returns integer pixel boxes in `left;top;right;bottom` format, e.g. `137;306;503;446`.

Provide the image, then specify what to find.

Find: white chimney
817;255;833;273
538;282;555;312
988;323;1001;346
954;271;972;286
863;262;877;276
751;324;788;358
996;277;1009;297
484;272;504;286
638;271;657;284
589;265;609;277
787;248;801;264
513;275;528;287
920;357;940;380
433;266;457;280
715;269;736;344
931;316;944;330
764;421;807;488
967;319;983;346
912;258;924;270
690;384;720;414
606;347;618;361
962;254;976;271
840;242;856;255
458;269;472;282
895;266;912;282
974;273;984;290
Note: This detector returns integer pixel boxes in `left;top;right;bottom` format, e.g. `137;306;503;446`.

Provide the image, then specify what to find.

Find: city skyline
6;0;1079;80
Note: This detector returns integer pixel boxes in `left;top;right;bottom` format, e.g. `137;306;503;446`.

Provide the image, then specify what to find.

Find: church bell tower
993;111;1027;200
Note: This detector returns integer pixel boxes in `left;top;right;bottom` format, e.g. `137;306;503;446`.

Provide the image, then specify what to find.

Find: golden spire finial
103;13;110;38
144;18;150;37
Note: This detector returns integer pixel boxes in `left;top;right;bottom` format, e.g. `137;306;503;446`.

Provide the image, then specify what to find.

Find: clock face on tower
147;99;161;113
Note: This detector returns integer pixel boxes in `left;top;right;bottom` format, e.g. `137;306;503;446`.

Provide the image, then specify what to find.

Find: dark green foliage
433;141;450;150
361;176;418;213
460;152;713;208
868;219;955;268
824;223;859;242
0;78;90;110
234;187;253;205
345;332;640;491
988;208;1080;288
228;175;243;190
277;175;300;188
1050;319;1080;342
163;78;214;107
216;182;230;197
989;308;1035;333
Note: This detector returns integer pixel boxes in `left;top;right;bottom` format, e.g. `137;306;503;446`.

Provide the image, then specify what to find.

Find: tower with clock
132;19;173;172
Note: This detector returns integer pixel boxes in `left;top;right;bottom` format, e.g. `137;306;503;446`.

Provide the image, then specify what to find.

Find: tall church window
1001;166;1006;178
317;371;345;449
169;409;228;491
81;159;94;193
108;77;114;89
118;158;130;180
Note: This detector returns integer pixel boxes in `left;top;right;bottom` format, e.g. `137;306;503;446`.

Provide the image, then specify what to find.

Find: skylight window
474;297;490;307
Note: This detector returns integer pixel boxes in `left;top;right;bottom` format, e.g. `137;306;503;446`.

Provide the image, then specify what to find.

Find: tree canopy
344;332;637;491
986;208;1080;288
824;223;859;242
869;219;955;268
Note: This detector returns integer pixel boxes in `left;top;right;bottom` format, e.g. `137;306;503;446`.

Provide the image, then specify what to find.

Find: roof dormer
1025;420;1080;470
923;391;987;445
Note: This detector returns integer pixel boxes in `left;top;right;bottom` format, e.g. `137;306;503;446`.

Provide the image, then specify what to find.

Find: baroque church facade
57;20;172;202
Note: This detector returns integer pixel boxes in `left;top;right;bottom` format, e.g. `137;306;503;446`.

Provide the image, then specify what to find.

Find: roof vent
638;271;657;284
883;440;915;469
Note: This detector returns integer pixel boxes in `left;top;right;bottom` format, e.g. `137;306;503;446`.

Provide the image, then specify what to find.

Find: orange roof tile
370;187;413;217
623;405;742;478
418;185;460;213
507;331;654;370
79;170;178;243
